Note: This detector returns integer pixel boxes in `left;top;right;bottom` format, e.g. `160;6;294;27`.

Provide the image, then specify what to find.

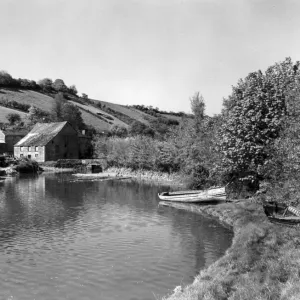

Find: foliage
6;113;21;125
94;136;180;172
0;97;31;112
149;119;169;136
0;71;14;86
68;85;78;95
53;92;66;120
55;159;83;168
109;125;128;137
52;79;67;92
130;104;193;118
14;158;41;173
129;121;155;137
93;92;221;187
260;81;300;204
17;78;38;89
220;58;300;188
61;103;84;130
38;78;53;92
28;105;51;124
51;93;85;130
190;92;205;133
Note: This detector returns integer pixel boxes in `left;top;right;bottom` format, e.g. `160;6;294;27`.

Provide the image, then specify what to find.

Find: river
0;173;233;300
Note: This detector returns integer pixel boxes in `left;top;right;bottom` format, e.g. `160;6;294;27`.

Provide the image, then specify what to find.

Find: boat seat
287;206;300;217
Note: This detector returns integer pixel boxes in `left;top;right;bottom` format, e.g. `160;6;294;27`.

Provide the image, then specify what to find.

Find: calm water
0;174;233;300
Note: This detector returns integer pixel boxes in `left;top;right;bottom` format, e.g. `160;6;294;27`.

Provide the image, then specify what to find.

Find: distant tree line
0;71;78;96
130;104;192;118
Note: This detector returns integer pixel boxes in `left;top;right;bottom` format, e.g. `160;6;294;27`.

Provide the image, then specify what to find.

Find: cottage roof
15;122;69;147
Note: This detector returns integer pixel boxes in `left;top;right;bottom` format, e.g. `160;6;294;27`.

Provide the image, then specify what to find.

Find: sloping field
129;107;156;123
77;108;111;132
0;88;185;131
92;99;151;125
69;101;128;127
0;106;28;124
0;88;55;111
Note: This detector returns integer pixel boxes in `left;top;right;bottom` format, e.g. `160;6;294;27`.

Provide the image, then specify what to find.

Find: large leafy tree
220;57;300;186
38;78;53;92
0;71;14;86
52;79;67;92
61;103;84;130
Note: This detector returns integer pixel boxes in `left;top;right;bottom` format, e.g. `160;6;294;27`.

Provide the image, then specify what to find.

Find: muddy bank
162;200;300;300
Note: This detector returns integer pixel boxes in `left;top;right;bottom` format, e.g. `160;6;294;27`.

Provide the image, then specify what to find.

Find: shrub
109;125;128;137
15;159;40;173
55;159;83;168
6;113;21;125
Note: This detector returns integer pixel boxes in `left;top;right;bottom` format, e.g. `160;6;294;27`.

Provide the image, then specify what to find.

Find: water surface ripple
0;174;233;300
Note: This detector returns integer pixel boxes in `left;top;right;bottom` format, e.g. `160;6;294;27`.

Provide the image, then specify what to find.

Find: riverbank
39;165;184;185
103;167;185;186
162;200;300;300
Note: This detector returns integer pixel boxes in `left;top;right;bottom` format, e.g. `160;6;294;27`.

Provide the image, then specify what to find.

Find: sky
1;0;300;115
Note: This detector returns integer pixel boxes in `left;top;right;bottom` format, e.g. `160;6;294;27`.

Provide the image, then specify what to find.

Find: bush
55;159;83;168
15;159;41;173
6;113;21;125
0;97;31;112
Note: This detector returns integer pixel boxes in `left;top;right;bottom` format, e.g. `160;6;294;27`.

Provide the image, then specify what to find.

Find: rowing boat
263;201;300;226
158;187;226;203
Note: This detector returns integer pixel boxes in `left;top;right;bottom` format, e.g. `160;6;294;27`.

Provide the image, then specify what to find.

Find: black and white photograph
0;0;300;299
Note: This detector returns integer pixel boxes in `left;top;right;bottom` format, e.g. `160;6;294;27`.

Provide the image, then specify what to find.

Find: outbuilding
0;128;28;155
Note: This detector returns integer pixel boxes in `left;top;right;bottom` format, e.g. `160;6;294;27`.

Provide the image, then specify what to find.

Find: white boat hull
158;187;226;203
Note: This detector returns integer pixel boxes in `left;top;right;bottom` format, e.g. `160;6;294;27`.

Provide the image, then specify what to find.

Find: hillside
0;105;28;124
0;87;187;132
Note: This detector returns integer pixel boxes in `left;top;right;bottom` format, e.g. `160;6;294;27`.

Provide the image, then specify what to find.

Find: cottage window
21;147;24;152
29;146;32;151
35;146;38;151
35;154;38;158
28;155;31;159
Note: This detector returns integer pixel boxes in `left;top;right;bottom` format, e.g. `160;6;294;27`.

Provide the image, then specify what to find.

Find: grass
0;88;54;111
0;105;28;123
162;200;300;300
76;107;112;132
93;99;152;125
69;100;128;127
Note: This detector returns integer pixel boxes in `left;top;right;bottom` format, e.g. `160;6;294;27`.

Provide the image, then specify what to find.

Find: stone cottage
14;121;79;162
0;128;28;155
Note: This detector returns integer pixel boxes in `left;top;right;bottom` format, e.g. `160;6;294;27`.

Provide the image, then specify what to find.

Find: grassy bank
162;200;300;300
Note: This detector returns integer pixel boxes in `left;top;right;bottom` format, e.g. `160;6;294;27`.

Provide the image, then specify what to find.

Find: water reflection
0;174;233;300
